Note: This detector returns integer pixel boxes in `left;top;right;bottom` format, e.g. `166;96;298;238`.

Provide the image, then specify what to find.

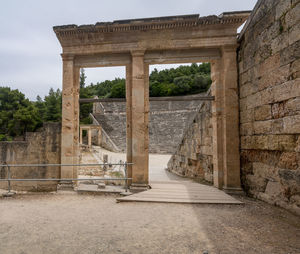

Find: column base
130;183;149;193
223;186;244;195
2;191;16;197
58;181;75;191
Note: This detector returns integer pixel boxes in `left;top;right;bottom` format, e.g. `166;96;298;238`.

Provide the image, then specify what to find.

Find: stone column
126;64;133;185
126;51;149;189
211;59;224;189
79;127;83;145
221;46;241;192
88;128;92;148
61;54;80;182
97;127;102;146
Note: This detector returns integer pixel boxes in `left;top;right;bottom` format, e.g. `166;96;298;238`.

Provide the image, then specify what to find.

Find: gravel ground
0;192;299;254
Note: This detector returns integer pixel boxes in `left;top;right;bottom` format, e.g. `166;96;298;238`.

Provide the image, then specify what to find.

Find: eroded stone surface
167;95;213;182
0;123;61;191
238;0;300;215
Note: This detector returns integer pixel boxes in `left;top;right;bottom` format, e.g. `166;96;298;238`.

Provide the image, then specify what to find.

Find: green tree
80;68;87;89
173;76;192;95
35;95;46;118
0;87;36;138
9;105;42;136
44;88;62;122
110;80;126;98
80;86;93;124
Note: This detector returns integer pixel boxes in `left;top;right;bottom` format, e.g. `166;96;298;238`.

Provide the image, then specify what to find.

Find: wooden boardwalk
117;181;243;204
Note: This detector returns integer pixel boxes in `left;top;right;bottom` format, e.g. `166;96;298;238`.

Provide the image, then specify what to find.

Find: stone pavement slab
117;181;243;204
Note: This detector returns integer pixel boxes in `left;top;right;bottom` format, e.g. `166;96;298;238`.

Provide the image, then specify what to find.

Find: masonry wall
167;98;213;182
0;123;61;191
93;96;202;154
238;0;300;214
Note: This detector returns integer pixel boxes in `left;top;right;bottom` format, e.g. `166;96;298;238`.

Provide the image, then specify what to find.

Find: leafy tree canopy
0;87;62;140
0;63;211;139
82;63;211;99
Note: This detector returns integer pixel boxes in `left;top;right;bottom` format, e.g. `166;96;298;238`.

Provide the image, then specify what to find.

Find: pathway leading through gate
118;153;243;204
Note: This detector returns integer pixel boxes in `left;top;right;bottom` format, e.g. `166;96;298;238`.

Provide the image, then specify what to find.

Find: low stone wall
167;94;213;182
0;123;61;191
238;0;300;214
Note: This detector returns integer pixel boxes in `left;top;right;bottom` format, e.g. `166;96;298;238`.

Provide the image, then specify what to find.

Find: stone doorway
54;12;250;191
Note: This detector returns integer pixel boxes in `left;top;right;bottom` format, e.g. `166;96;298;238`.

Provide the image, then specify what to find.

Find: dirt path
81;146;176;182
0;193;299;254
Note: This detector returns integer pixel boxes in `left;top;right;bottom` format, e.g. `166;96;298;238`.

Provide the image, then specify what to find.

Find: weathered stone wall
238;0;300;214
0;123;61;191
92;96;203;154
167;93;213;182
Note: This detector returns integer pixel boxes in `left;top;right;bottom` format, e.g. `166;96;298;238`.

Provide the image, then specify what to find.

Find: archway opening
147;62;212;184
78;66;127;187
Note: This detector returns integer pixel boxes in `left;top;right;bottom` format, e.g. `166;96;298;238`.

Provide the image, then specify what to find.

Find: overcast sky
0;0;257;100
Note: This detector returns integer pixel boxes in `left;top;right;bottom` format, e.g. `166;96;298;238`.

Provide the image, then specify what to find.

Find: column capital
61;53;75;61
221;45;238;53
131;50;145;57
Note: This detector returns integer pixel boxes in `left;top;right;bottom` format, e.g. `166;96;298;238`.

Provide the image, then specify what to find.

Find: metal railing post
125;162;128;192
0;163;133;196
7;165;11;193
4;164;15;197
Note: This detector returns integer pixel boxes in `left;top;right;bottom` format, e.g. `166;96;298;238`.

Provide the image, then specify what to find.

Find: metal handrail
0;162;133;196
0;163;133;167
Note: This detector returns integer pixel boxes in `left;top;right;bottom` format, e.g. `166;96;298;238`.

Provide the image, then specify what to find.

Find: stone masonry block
285;97;300;112
288;21;300;45
280;41;300;66
254;120;272;134
271;119;284;134
264;181;282;198
272;79;300;103
278;152;300;170
285;1;300;28
240;123;254;136
254;105;272;121
246;174;268;193
258;64;290;91
271;31;289;55
258;53;281;78
253;162;280;181
290;58;300;80
268;134;296;151
253;120;272;134
240;108;254;124
246;92;262;110
240;70;250;85
283;115;300;134
260;88;274;105
275;0;291;20
240;82;258;99
271;102;287;119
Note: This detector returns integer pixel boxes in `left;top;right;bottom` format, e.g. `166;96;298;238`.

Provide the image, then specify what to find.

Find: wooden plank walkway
117;181;243;204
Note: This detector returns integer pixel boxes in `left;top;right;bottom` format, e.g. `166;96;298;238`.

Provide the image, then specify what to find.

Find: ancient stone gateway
53;12;250;191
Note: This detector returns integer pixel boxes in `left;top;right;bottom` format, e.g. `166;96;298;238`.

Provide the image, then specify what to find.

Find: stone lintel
73;48;222;68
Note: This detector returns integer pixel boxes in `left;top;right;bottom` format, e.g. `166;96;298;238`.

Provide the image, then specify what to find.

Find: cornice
53;12;251;38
